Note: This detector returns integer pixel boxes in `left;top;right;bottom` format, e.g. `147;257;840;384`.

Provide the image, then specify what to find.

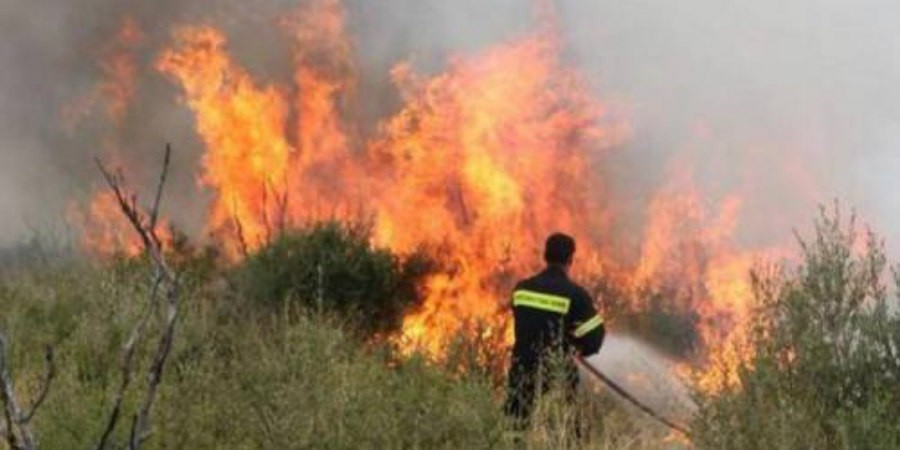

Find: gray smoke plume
557;0;900;253
1;0;898;255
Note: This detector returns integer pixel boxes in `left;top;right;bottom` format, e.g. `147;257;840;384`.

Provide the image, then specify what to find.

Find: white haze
0;0;898;256
581;334;695;426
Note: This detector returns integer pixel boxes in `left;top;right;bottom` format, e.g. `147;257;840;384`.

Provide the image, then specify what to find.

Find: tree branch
94;272;163;450
0;333;21;450
0;331;37;450
94;144;180;450
261;181;271;247
19;346;54;424
149;144;172;233
231;196;250;259
128;272;180;450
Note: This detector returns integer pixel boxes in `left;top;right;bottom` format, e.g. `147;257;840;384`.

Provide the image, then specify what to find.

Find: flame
283;0;354;172
633;177;788;392
156;1;360;258
152;6;625;356
64;16;143;129
280;0;362;221
156;26;294;256
67;16;154;256
99;17;144;124
73;0;794;394
371;25;624;355
68;190;173;257
69;192;144;257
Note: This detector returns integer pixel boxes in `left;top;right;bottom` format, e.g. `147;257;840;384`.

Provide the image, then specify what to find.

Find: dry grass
0;257;677;450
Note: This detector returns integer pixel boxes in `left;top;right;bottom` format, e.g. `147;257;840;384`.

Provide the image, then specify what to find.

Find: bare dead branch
276;176;289;236
0;333;20;450
20;346;54;424
259;178;293;246
1;399;18;450
452;182;471;228
128;272;180;450
149;144;172;233
94;145;180;450
126;415;140;450
95;272;163;450
94;160;156;253
261;181;271;247
0;421;8;448
231;196;250;259
0;332;37;450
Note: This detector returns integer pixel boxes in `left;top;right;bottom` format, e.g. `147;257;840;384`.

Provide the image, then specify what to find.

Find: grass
8;207;898;449
0;255;673;450
691;206;900;450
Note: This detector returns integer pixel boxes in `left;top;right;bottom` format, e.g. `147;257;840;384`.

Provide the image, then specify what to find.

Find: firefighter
504;232;606;427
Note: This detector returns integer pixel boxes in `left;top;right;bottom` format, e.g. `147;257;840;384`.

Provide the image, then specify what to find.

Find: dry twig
0;333;54;450
231;196;250;259
94;145;181;450
20;347;54;424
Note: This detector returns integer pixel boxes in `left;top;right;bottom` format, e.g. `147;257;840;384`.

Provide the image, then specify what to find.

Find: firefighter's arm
569;289;605;356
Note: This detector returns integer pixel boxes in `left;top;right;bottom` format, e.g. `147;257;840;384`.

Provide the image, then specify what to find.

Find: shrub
1;260;671;450
588;267;701;359
692;206;900;449
234;221;431;336
615;303;699;359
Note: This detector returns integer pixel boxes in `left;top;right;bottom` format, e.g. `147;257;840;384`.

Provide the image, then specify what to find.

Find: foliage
234;221;431;336
692;206;900;450
0;258;670;450
615;303;699;359
589;270;701;359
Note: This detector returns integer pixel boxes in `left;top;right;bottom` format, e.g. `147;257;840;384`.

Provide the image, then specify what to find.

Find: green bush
234;221;431;335
587;265;701;359
692;206;900;450
0;262;500;450
615;301;700;359
0;260;670;450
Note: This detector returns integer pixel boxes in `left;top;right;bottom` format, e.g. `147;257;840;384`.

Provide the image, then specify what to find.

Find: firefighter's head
544;232;576;269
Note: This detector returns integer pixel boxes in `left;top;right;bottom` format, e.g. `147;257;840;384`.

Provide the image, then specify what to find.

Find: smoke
556;0;900;253
1;0;899;254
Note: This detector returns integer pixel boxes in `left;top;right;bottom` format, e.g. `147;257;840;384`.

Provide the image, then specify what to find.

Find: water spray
576;355;691;437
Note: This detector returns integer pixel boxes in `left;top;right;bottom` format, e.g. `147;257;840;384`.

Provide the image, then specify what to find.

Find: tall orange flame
372;26;624;354
157;26;294;256
155;8;625;354
73;1;791;391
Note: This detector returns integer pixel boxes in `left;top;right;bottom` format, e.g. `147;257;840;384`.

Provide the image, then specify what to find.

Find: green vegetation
692;207;900;450
0;233;669;450
234;222;431;336
9;207;898;449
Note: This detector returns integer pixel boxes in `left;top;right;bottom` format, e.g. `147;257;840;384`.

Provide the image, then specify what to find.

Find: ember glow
73;0;788;392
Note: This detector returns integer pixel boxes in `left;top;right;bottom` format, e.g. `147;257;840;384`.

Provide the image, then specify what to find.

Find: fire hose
575;356;691;437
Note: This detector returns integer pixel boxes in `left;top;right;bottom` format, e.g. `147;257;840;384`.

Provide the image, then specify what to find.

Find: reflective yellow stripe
574;315;604;338
513;290;571;314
